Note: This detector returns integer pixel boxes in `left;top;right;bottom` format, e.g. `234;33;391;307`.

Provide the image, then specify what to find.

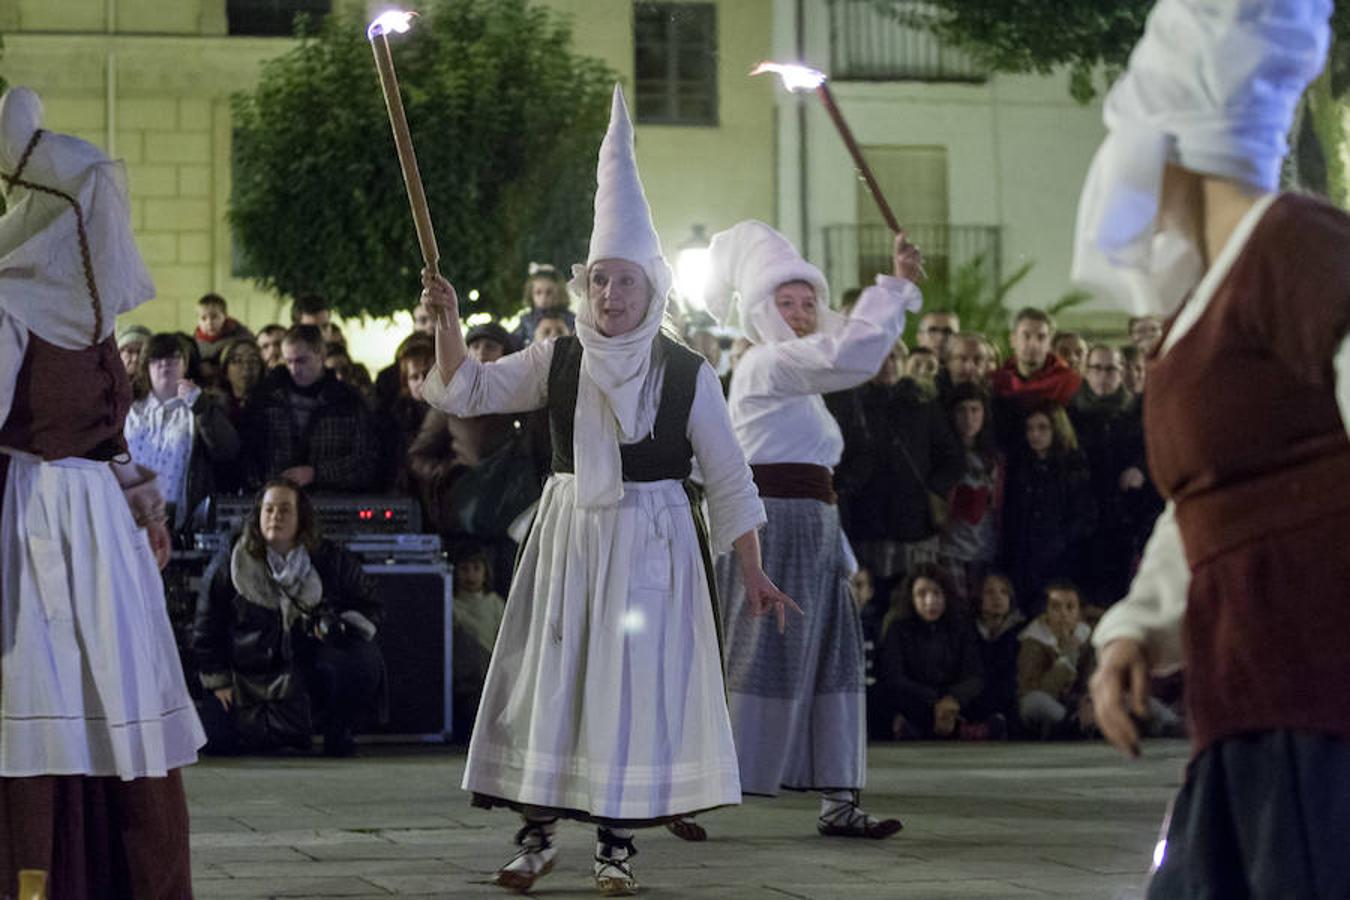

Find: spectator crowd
124;266;1181;751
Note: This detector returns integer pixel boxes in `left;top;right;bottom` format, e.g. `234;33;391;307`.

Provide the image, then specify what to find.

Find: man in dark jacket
241;325;380;492
1068;345;1152;609
827;372;965;596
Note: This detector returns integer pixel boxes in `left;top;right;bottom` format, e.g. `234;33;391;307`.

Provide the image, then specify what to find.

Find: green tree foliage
230;1;617;319
869;1;1350;202
872;1;1350;103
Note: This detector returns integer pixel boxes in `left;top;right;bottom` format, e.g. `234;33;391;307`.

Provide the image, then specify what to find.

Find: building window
634;3;718;126
227;0;331;37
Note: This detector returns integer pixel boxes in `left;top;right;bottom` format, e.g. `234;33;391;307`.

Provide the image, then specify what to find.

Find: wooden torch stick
814;82;902;234
368;14;449;326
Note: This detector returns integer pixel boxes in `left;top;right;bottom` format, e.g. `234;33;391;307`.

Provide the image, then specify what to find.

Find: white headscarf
703;219;844;344
0;86;156;349
1071;0;1331;316
569;85;673;509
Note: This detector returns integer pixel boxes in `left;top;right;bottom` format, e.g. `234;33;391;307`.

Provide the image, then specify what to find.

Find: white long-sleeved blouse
422;338;765;554
727;274;918;468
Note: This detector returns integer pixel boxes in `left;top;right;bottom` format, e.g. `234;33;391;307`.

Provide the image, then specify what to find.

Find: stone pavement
186;739;1189;899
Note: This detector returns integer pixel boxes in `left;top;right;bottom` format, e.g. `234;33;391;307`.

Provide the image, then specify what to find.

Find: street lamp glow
367;9;416;40
677;246;711;310
751;61;827;93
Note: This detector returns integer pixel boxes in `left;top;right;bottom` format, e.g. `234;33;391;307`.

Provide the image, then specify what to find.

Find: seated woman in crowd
192;480;385;757
999;400;1096;612
966;573;1024;733
124;332;239;534
451;546;506;739
875;564;988;740
381;338;436;492
1017;581;1095;739
939;382;1004;601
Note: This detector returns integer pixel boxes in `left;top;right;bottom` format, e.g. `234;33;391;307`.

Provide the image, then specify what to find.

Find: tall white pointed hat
579;84;672;305
705;219;843;344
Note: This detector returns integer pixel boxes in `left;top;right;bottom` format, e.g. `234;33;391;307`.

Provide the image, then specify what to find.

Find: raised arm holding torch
367;10;453;329
752;62;904;236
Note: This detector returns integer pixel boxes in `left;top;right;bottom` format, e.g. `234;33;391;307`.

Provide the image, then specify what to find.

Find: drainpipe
796;0;809;257
105;0;117;156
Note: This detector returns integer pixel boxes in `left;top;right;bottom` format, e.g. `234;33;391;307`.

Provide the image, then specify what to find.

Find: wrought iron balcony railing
829;0;987;84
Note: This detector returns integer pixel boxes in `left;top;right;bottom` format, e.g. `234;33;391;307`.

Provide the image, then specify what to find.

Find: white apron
462;474;740;821
0;449;204;779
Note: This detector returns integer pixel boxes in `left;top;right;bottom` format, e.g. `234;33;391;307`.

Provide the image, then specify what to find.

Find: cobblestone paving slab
185;740;1187;899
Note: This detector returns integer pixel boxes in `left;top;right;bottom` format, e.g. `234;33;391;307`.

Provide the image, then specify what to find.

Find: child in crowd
1017;581;1094;738
904;346;940;393
940;382;1004;601
1000;401;1096;612
194;293;254;364
511;263;575;347
531;308;572;344
876;564;993;740
451;547;506;739
966;573;1025;732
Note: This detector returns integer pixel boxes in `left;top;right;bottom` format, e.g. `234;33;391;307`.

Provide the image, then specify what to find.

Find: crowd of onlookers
819;304;1181;743
128;264;1181;751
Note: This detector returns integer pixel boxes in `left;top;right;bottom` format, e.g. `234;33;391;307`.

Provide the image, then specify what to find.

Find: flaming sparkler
368;10;448;325
752;61;902;234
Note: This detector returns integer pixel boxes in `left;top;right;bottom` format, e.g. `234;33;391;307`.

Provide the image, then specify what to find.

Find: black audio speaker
364;563;454;740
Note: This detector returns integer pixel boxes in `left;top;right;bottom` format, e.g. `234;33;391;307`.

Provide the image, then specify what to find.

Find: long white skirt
0;451;204;779
462;474;740;822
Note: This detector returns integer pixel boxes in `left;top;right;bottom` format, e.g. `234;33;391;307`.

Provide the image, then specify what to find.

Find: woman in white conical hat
704;219;922;837
1077;1;1350;894
0;86;204;896
419;85;792;896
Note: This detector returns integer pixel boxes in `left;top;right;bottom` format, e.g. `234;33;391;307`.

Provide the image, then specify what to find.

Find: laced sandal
817;795;904;840
664;816;707;842
494;820;558;892
594;828;640;896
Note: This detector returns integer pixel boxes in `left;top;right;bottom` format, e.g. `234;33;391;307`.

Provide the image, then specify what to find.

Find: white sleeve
1091;502;1188;673
1335;333;1350;439
422;337;555;417
0;311;28;430
688;363;766;554
754;275;920;398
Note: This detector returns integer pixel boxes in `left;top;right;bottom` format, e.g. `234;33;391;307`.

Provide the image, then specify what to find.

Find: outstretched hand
743;567;802;634
892;229;926;284
1089;638;1151;758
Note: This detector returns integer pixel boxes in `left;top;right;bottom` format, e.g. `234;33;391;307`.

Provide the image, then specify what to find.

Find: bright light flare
676;246;711;310
622;610;647;634
367;9;416;40
1151;838;1167;871
751;61;827;92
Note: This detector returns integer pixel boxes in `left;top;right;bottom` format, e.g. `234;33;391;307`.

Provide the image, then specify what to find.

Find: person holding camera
192;479;385;757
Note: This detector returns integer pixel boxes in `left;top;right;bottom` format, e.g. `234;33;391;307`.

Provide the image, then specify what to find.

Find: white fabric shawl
569;262;671;509
0;86;155;349
1071;0;1330;316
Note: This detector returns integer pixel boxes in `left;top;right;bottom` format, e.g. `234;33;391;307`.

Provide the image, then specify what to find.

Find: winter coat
1000;449;1097;611
406;406;523;534
971;610;1025;719
1016;616;1093;704
990;354;1083;453
241;368;380;492
877;612;984;715
827;377;965;544
192;538;382;746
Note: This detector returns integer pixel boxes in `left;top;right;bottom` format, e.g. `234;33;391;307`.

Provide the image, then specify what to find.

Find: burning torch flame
751;61;827;92
367;9;416;40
